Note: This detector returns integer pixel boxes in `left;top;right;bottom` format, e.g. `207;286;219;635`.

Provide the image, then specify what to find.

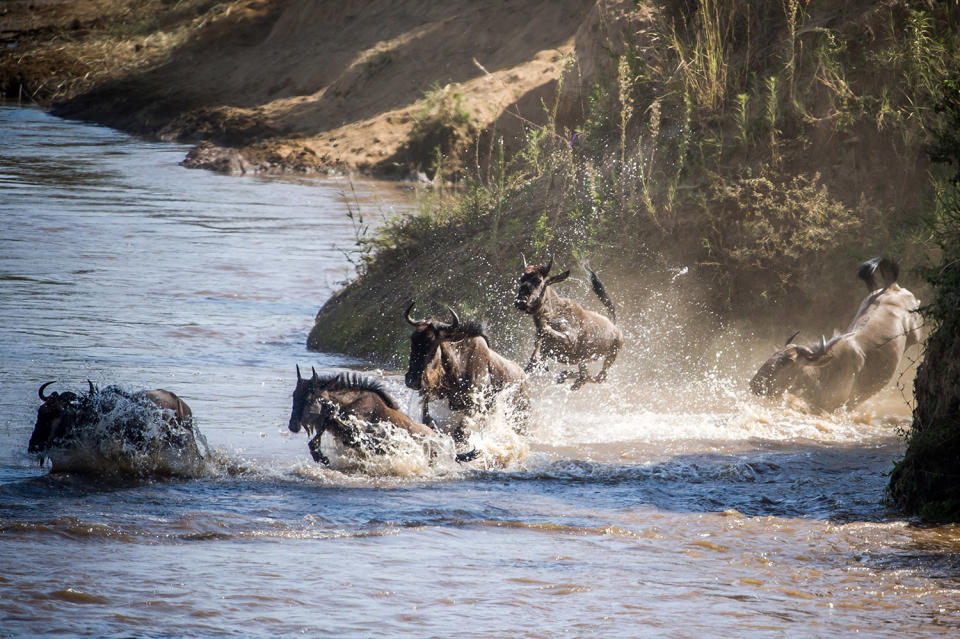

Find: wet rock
181;141;261;174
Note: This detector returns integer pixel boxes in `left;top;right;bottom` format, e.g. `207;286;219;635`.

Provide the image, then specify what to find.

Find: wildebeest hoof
569;378;587;391
455;448;480;463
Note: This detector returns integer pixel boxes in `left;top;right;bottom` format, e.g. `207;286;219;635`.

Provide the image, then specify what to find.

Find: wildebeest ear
536;256;553;277
545;270;570;286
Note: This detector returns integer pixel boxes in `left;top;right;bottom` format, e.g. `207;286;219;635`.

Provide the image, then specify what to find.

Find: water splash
40;387;209;477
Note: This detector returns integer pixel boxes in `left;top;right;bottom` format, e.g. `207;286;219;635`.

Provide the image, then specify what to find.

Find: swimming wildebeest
750;257;922;412
30;381;206;474
403;303;530;432
288;367;476;465
514;258;624;390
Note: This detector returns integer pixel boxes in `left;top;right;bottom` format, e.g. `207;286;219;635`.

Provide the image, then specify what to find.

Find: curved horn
521;253;528;269
296;364;302;381
88;380;96;395
544;256;553;275
38;381;55;401
819;335;827;353
447;307;460;329
796;345;818;360
405;301;422;326
784;330;800;346
312;367;319;382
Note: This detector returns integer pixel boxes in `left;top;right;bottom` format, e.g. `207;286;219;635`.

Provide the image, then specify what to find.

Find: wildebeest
289;367;476;465
750;257;922;412
403;303;530;432
29;381;206;475
514;258;624;389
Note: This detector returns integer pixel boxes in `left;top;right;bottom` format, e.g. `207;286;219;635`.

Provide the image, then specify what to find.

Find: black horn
405;301;422;326
88;380;96;395
785;330;800;346
296;364;302;381
544;256;553;275
447;307;460;329
312;367;319;382
38;381;55;401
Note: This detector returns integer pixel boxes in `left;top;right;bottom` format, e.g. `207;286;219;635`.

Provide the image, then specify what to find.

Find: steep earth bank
1;0;596;177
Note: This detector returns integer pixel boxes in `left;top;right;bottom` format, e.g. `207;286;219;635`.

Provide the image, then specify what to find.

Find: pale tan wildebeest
750;257;922;412
404;304;530;434
289;367;477;465
514;258;624;390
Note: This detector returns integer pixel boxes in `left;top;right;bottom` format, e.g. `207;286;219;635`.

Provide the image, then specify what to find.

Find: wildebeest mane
456;320;488;343
313;372;400;410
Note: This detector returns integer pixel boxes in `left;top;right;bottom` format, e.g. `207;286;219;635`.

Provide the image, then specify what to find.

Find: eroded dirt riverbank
1;0;604;176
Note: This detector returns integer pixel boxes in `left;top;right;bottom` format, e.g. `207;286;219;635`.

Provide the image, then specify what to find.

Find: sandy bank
1;0;603;176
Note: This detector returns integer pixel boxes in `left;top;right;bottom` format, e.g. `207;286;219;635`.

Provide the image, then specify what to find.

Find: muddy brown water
1;106;958;637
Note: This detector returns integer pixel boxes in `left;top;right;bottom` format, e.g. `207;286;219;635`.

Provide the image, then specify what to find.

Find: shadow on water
485;442;903;523
1;441;902;526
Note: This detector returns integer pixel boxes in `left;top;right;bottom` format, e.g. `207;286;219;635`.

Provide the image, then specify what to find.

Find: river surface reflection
0;106;958;637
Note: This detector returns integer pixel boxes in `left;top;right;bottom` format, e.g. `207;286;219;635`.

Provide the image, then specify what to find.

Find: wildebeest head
514;256;570;314
29;381;79;455
289;365;331;434
403;303;467;390
749;332;824;397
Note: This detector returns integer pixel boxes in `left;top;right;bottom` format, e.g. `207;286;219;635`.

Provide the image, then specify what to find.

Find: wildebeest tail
584;263;617;323
858;257;899;291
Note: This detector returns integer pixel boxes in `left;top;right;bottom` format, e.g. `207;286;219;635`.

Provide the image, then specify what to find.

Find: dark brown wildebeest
288;367;475;465
514;258;624;390
403;304;530;431
29;381;204;473
750;257;923;412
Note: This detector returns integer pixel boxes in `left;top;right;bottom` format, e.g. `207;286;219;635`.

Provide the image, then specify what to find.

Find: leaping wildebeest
404;304;530;432
30;381;206;475
750;257;922;412
289;367;476;465
514;257;624;390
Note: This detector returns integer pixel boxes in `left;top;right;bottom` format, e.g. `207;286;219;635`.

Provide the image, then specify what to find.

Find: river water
1;106;958;637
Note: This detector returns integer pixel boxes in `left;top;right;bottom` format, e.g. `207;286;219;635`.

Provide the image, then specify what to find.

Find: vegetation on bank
311;0;959;364
888;73;960;521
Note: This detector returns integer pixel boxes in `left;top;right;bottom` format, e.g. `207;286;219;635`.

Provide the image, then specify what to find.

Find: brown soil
1;0;598;176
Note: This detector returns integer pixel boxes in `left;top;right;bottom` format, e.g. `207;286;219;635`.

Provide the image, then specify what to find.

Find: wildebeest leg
420;398;438;430
570;363;590;390
555;369;576;383
524;336;545;373
593;343;620;384
307;432;329;465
